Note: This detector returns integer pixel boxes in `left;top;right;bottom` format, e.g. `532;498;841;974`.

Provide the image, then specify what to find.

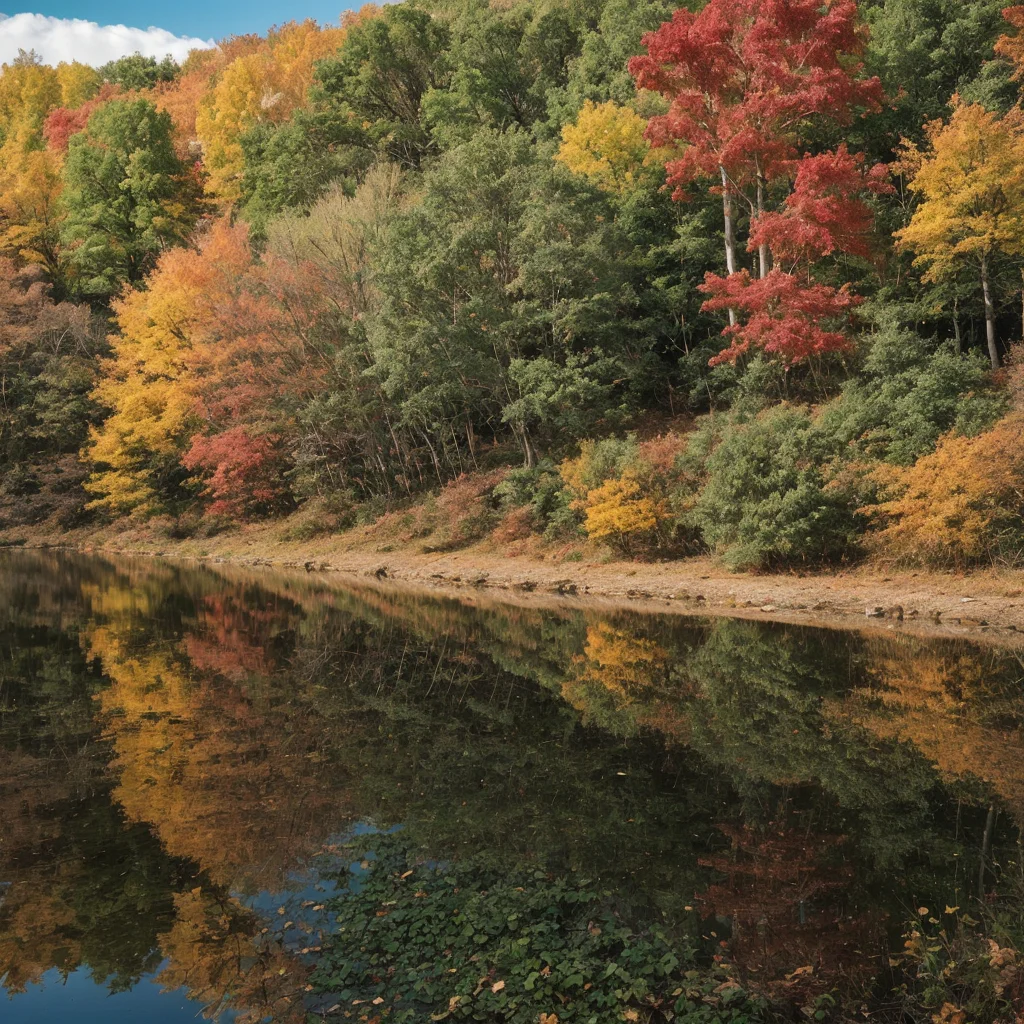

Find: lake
1;549;1022;1022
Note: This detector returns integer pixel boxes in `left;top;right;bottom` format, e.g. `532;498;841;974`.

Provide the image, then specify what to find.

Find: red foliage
701;269;859;366
182;426;291;520
43;84;121;153
748;146;893;265
629;0;883;197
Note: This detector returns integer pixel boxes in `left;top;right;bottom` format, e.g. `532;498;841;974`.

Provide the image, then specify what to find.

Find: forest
3;0;1024;571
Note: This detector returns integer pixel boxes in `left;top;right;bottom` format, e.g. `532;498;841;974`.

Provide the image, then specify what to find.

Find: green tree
60;99;202;300
98;52;180;91
313;6;452;168
864;0;1016;152
238;108;370;236
367;128;674;469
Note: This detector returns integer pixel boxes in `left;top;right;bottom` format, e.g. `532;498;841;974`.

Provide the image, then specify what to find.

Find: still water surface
1;550;1023;1021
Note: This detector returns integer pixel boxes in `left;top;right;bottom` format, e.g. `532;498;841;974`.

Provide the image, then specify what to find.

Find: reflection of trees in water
2;550;1024;1016
88;623;355;894
695;823;887;1000
0;625;187;995
156;889;310;1024
841;638;1024;825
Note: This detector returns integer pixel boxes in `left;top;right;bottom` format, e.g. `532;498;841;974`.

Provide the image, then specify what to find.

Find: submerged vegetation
2;0;1024;569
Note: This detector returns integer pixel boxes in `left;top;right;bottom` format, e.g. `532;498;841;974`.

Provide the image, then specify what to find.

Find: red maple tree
630;0;886;365
42;84;122;153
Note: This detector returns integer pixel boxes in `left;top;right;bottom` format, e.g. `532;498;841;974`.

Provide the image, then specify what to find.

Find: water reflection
1;549;1023;1019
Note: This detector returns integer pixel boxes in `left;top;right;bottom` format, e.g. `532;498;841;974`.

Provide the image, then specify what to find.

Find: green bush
493;461;579;538
818;324;1005;466
690;406;860;571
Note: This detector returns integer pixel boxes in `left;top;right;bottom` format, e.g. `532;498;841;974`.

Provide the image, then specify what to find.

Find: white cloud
0;12;214;67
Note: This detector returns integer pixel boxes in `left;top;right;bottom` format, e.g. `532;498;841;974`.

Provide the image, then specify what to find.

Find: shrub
580;472;663;542
690;406;860;571
415;470;508;552
819;323;1005;466
559;433;700;555
559;437;641;498
895;904;1024;1024
863;415;1024;567
493;461;577;538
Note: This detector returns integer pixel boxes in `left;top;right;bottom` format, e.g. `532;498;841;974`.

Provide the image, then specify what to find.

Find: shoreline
8;521;1024;648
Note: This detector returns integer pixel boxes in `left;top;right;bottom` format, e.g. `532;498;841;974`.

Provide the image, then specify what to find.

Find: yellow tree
84;221;251;515
0;129;64;276
55;61;101;107
555;100;658;194
0;57;66;274
195;21;347;202
896;102;1024;370
0;56;61;140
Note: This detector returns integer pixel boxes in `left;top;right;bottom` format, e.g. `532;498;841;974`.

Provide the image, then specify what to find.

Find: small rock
760;604;777;613
866;607;885;618
960;597;976;604
929;610;942;623
514;580;537;592
885;605;904;621
372;565;389;579
549;579;577;595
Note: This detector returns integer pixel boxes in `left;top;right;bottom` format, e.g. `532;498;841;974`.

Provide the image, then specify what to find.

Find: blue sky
6;2;360;40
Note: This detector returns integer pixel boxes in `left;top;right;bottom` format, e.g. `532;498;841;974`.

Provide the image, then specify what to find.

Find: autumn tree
55;60;102;107
60;99;204;300
630;0;887;367
701;147;892;365
630;0;883;280
195;21;347;201
896;102;1024;369
84;223;252;515
555;99;657;194
0;55;66;279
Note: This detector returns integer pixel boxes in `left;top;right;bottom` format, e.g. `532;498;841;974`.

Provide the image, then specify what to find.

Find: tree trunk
756;170;770;279
720;165;738;327
952;298;962;354
980;257;1000;370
